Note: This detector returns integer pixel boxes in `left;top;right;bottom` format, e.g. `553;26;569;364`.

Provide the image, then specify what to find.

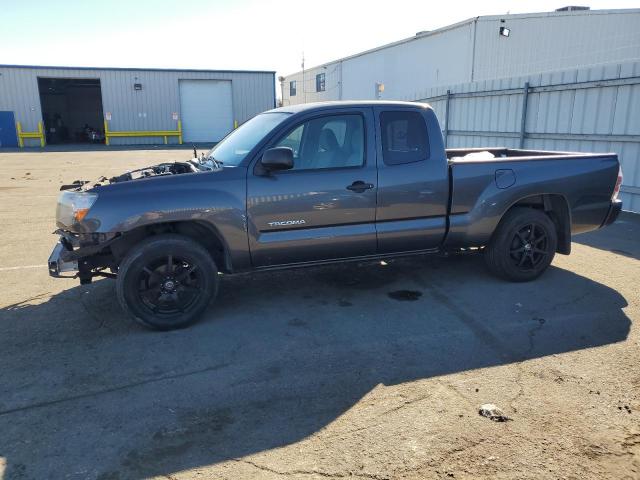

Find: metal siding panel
420;59;640;211
0;66;273;147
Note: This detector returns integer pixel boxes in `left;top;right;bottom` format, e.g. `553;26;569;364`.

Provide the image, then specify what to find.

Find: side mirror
261;147;293;171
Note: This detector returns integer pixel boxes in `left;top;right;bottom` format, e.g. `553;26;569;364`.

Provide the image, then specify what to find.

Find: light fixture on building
499;26;510;37
375;82;385;99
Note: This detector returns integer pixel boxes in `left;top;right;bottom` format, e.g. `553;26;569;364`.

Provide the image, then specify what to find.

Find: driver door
246;108;377;267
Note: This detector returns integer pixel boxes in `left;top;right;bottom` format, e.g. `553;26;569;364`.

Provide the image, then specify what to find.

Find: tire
484;207;557;282
116;234;219;330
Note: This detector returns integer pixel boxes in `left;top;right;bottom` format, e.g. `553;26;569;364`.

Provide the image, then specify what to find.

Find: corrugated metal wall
0;66;275;146
341;22;474;101
419;61;640;212
282;9;640;107
472;10;640;81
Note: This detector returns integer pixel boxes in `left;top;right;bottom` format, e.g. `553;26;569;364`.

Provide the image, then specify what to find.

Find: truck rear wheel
484;207;557;282
116;234;219;330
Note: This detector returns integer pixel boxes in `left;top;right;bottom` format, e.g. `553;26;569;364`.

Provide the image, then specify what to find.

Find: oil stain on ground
387;290;423;301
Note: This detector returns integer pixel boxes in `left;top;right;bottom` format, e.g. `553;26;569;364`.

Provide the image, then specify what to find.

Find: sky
1;0;638;80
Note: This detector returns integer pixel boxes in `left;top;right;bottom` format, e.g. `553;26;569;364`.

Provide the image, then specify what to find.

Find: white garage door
179;80;233;142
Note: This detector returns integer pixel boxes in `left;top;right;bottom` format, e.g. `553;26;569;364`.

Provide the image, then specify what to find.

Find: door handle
347;181;374;193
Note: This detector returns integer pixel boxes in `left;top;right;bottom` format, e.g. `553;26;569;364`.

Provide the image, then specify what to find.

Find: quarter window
380;111;429;165
275;114;364;171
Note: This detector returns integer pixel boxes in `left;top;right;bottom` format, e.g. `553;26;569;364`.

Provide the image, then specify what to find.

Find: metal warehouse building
282;7;640;212
282;7;640;104
0;65;275;148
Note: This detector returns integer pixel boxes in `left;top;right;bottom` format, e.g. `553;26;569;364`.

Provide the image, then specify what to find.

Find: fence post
444;89;451;148
519;82;530;149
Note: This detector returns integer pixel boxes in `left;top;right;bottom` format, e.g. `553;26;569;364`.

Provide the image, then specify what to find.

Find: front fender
78;169;251;271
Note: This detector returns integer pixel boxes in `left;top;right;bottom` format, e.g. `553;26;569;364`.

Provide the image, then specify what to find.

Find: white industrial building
281;7;640;105
281;6;640;212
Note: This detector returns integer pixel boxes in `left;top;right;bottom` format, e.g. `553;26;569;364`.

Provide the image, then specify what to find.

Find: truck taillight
612;166;623;201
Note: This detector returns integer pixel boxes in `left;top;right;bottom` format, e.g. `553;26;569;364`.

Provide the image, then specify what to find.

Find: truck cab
244;102;449;266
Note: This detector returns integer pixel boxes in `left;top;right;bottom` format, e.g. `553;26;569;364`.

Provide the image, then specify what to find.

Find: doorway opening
37;77;105;145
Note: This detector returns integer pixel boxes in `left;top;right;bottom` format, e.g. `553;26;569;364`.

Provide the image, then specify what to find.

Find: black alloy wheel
116;234;219;330
484;207;557;282
509;223;549;272
137;254;204;317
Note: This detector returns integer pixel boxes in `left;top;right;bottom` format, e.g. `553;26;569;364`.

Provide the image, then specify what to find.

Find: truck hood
60;159;223;192
56;161;246;234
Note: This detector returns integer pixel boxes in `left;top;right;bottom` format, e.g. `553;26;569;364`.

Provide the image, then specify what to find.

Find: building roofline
282;7;640;78
268;100;430;114
0;64;276;75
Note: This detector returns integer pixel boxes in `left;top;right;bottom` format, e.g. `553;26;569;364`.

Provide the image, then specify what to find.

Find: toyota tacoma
48;101;623;329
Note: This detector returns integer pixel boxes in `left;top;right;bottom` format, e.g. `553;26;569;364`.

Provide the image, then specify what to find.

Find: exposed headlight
56;191;98;225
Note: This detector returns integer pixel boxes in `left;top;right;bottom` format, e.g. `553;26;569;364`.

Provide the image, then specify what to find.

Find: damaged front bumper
47;230;119;283
48;242;79;278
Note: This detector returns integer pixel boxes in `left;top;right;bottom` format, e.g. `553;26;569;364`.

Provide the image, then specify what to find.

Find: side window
316;73;326;92
275;114;364;171
322;119;346;145
278;124;304;158
380;111;429;165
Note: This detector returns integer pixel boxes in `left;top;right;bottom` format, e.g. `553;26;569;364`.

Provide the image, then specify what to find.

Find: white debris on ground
479;403;512;422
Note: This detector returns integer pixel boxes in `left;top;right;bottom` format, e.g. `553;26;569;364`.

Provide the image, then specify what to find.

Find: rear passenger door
374;107;449;253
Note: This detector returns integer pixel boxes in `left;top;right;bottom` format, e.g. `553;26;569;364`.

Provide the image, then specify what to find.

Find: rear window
380;111;429;165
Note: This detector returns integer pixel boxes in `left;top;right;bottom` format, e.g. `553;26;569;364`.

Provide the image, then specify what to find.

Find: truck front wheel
484;207;558;282
116;234;219;330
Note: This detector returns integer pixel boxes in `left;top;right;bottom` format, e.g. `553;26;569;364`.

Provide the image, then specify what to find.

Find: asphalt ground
0;148;638;479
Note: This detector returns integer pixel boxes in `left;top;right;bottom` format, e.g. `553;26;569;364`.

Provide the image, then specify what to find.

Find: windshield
206;112;291;166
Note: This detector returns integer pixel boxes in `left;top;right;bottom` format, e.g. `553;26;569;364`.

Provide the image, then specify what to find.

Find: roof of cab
267;100;431;114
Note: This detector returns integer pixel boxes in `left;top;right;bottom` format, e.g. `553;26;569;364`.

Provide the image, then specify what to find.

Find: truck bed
444;147;620;249
446;147;611;163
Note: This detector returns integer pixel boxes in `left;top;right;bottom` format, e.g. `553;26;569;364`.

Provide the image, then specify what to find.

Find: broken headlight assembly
56;191;98;226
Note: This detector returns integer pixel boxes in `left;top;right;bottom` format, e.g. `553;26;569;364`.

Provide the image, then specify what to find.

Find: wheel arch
110;220;233;273
499;193;571;255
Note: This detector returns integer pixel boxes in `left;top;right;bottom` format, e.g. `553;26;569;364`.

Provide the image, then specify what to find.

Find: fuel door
495;169;516;189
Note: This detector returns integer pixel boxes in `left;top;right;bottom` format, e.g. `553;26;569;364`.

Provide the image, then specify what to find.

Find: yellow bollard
16;122;24;148
104;119;110;146
38;121;45;147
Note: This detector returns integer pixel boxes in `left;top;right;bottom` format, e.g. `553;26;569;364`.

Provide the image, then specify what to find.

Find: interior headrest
319;128;339;150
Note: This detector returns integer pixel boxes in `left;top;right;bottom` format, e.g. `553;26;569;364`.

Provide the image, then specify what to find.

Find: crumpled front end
48;228;120;283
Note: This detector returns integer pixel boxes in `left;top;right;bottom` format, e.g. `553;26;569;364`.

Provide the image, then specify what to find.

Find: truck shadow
573;212;640;260
0;254;631;479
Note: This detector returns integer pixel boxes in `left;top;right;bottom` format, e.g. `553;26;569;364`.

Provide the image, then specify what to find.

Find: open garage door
179;80;233;143
38;78;105;145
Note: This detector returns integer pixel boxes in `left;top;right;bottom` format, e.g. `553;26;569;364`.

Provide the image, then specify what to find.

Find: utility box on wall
0;111;18;148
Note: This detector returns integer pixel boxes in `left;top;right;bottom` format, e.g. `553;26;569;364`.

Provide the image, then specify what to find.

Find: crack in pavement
510;317;546;412
425;284;520;361
0;362;230;417
378;393;432;417
235;458;391;479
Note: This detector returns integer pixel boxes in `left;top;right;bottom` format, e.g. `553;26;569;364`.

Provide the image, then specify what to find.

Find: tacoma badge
267;220;306;226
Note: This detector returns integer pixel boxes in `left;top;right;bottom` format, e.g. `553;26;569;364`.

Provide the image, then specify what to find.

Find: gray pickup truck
49;101;623;330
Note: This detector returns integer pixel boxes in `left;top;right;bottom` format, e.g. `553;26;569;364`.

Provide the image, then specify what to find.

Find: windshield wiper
207;156;223;168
